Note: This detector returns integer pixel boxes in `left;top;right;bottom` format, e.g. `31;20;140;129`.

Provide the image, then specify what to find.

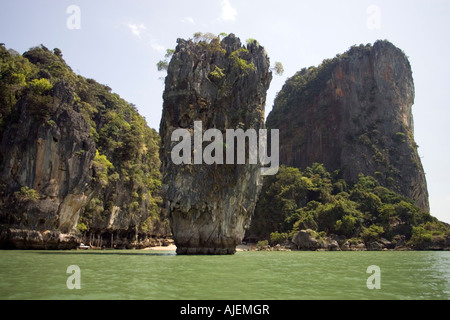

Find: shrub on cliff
408;221;450;248
92;150;113;186
248;164;448;244
14;186;40;202
270;231;288;245
360;224;384;243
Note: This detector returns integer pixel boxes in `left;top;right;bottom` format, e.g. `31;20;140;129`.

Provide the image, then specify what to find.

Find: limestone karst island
0;34;449;253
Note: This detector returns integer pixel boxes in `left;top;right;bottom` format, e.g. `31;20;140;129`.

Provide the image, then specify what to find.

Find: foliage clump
14;186;40;202
249;164;448;246
157;33;281;78
273;43;374;112
92;150;113;186
209;66;226;80
230;47;256;74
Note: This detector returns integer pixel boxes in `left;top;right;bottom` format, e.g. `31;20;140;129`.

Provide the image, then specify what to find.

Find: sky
1;0;449;223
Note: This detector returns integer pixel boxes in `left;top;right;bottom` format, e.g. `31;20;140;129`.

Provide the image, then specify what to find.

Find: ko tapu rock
160;34;272;254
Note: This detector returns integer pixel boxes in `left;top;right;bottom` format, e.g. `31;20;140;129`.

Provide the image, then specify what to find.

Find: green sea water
0;250;449;300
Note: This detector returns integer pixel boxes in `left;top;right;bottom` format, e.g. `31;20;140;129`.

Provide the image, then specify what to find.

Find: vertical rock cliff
0;81;95;233
267;40;429;212
0;45;167;249
0;80;96;248
160;34;272;254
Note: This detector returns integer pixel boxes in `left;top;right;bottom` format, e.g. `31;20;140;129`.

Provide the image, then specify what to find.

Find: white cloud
124;22;165;52
181;17;195;24
150;40;165;53
126;23;147;38
220;0;237;21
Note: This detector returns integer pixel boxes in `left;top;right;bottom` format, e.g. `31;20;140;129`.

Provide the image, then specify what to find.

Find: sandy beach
144;244;177;251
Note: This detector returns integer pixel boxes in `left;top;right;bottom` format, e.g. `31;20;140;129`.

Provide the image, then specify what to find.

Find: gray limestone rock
160;34;272;254
292;230;320;250
0;81;96;235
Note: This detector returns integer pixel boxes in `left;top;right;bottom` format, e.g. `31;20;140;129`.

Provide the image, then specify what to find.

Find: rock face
267;40;429;212
160;34;272;254
0;228;80;250
0;45;167;249
0;81;96;249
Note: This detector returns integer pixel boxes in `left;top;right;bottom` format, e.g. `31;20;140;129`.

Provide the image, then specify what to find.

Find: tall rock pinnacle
160;34;272;254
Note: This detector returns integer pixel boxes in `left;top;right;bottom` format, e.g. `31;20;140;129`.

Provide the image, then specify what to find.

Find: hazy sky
1;0;449;223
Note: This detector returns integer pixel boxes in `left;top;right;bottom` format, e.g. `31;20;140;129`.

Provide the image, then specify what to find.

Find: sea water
0;250;449;300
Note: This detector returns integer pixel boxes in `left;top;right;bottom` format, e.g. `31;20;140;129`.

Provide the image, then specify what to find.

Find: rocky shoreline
248;229;450;252
0;227;174;250
2;227;448;251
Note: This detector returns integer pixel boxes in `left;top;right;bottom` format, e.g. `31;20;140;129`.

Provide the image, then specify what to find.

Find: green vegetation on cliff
0;44;166;239
266;40;429;213
157;32;284;77
249;164;449;248
271;43;380;114
1;41;443;250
